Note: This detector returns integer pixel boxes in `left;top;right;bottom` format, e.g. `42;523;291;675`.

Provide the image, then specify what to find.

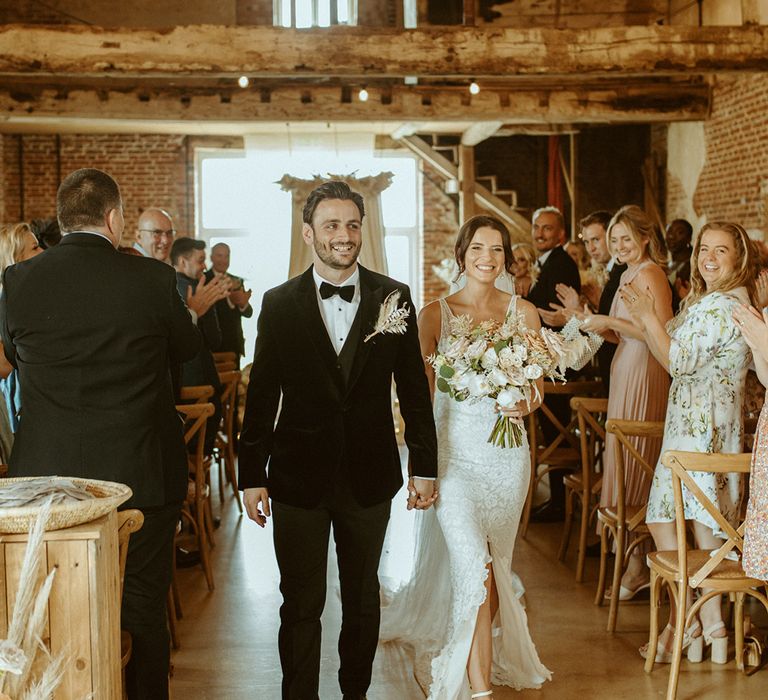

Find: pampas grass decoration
0;500;65;700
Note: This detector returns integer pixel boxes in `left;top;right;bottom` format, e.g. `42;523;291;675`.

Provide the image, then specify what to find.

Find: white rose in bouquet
489;367;510;388
480;347;499;369
497;387;524;407
466;337;487;361
524;364;543;380
467;372;491;398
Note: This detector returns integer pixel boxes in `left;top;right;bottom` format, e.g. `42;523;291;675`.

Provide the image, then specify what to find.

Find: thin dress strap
438;298;455;348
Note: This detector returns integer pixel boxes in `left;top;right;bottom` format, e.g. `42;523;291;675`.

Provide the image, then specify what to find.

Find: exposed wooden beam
0;24;766;79
0;83;711;125
461;121;504;146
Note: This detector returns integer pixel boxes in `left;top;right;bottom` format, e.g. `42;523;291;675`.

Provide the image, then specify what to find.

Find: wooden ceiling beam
0;83;711;125
0;24;765;79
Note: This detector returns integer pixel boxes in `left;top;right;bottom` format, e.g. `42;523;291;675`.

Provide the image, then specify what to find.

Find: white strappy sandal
471;692;493;699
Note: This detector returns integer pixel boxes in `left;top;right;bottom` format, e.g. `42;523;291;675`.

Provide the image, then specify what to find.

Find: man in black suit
0;168;200;700
239;181;438;700
539;210;627;390
525;206;581;522
172;237;227;452
205;242;253;365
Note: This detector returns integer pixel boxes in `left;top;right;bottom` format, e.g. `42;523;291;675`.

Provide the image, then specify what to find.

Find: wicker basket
0;477;132;533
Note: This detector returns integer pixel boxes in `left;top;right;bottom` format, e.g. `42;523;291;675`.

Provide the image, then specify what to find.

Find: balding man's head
136;208;175;262
210;242;230;274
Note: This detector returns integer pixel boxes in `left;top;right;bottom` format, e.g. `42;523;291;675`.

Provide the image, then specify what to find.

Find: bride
381;215;551;699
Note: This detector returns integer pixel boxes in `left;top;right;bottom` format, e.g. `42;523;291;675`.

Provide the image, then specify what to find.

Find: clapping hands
618;281;655;325
186;274;230;317
733;304;768;355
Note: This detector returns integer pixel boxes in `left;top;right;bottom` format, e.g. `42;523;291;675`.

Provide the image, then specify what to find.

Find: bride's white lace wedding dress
380;296;551;699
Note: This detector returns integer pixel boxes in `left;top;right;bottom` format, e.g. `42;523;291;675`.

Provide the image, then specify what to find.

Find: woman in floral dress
733;305;768;582
624;221;756;663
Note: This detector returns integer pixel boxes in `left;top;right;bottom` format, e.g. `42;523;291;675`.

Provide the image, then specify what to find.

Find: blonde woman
0;223;43;441
510;242;537;297
627;222;755;662
580;206;673;598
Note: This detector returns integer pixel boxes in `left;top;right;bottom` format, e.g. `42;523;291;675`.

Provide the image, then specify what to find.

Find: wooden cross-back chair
179;384;214;405
176;402;216;592
214;369;243;512
213;351;238;373
117;509;144;699
559;396;608;582
646;450;768;700
520;379;604;538
595;418;664;632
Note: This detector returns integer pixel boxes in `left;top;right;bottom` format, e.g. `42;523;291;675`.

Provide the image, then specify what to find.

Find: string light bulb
469;81;480;95
358;86;369;102
237;75;250;89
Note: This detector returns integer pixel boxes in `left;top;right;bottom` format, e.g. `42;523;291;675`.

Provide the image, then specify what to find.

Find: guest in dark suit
171;237;227;453
205;242;253;364
525;206;581;522
540;210;627;390
0;168;200;700
239;181;438;700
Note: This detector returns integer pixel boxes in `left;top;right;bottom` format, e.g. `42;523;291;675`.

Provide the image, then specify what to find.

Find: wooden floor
171;472;768;700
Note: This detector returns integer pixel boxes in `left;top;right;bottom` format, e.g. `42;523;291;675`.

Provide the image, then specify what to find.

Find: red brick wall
0;133;191;241
422;163;458;304
666;74;768;232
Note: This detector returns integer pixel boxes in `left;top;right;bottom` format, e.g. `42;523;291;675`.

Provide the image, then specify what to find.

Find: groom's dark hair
302;181;365;226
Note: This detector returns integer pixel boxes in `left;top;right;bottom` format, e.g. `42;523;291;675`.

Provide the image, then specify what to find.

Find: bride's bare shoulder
418;299;442;324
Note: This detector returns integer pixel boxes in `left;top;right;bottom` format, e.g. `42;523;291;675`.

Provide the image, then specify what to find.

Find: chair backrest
529;380;604;460
571;396;608;490
176;403;216;494
605;418;665;528
662;450;752;587
179;384;215;404
217;370;241;437
117;509;144;599
212;351;237;366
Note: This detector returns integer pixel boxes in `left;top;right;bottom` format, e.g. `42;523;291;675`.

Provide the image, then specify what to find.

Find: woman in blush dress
626;221;755;662
381;215;551;699
580;205;673;598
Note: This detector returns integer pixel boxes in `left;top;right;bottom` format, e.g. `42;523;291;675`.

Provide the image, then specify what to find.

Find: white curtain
278;172;393;279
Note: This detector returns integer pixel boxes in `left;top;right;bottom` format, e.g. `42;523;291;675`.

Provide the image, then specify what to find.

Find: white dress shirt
313;266;361;355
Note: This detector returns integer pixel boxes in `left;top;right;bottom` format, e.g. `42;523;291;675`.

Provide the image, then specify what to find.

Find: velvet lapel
345;266;383;395
292;268;344;395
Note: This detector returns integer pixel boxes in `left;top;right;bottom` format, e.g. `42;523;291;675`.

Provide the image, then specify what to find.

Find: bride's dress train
380;297;550;699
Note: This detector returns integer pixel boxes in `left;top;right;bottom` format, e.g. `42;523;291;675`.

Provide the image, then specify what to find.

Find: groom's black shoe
530;500;565;523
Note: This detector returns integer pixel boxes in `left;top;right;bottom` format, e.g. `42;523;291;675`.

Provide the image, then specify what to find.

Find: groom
239;180;438;700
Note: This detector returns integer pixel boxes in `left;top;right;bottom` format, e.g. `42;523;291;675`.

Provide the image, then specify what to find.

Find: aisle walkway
171;476;768;699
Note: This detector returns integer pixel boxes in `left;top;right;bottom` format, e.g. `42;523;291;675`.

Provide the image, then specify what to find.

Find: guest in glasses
134;208;176;263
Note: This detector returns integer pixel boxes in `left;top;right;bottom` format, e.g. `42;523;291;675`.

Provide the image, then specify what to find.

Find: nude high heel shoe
640;622;704;663
703;621;729;664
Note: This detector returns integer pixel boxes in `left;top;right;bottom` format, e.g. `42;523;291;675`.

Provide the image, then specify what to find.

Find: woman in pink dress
581;205;673;597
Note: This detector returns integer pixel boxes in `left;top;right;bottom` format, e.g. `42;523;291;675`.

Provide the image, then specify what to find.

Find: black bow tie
319;281;355;303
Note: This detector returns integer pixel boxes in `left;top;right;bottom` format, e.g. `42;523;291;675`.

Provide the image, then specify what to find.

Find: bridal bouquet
428;312;600;448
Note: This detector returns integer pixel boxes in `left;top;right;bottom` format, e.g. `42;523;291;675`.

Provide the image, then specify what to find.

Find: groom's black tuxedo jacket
239;265;438;509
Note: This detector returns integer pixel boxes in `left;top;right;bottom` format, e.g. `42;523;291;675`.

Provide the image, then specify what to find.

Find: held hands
733;304;768;354
186;274;230;317
406;477;438;511
244;487;271;527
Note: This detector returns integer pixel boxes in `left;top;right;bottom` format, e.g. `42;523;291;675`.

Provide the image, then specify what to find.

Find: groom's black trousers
272;485;391;700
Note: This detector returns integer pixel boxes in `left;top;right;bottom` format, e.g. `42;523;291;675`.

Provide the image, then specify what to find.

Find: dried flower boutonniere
364;290;410;343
